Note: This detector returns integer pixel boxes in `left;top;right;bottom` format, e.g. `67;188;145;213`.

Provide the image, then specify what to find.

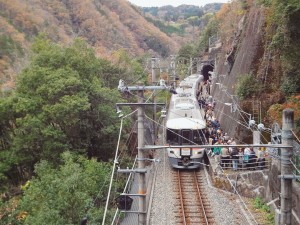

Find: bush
15;152;115;225
235;74;262;99
280;71;300;96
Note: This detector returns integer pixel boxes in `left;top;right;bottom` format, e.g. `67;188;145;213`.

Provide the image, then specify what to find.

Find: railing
212;154;271;171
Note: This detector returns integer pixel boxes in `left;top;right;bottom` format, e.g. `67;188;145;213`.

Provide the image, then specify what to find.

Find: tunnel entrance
201;64;214;81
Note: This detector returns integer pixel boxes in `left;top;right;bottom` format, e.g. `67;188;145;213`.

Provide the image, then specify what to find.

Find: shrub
235;74;262;99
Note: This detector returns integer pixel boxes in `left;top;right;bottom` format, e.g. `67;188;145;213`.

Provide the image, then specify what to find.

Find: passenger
212;139;222;157
221;143;230;169
257;147;266;170
243;147;251;168
248;148;257;170
223;133;230;142
212;99;216;109
238;148;244;168
230;145;239;171
207;135;214;156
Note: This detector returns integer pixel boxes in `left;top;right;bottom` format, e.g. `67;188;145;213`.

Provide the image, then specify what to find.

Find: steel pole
280;109;294;225
152;90;156;144
151;57;157;142
137;85;146;225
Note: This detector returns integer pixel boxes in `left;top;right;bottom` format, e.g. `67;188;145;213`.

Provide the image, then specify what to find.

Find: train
166;74;208;169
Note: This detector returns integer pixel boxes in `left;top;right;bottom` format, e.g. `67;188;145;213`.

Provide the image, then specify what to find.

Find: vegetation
142;5;204;22
264;0;300;96
196;16;219;54
252;196;275;224
144;17;184;36
0;34;23;60
267;96;300;134
0;35;141;224
1;152;114;224
0;0;179;85
235;74;262;100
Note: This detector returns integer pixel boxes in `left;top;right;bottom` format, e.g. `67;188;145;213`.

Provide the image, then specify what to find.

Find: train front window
181;130;192;145
167;129;179;145
193;129;206;144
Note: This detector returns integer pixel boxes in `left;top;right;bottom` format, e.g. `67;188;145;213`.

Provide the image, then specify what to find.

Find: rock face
206;3;300;223
211;6;266;140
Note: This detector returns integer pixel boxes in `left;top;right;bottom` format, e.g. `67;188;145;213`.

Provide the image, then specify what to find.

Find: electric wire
290;159;300;175
291;130;300;143
108;88;159;223
111;156;138;225
102;118;124;225
217;165;259;225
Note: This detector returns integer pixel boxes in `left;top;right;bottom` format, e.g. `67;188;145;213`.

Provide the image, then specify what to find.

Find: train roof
166;117;206;129
175;74;203;95
167;98;205;129
165;73;206;130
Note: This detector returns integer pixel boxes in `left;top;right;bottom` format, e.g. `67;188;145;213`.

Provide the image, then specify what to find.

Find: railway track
174;170;215;225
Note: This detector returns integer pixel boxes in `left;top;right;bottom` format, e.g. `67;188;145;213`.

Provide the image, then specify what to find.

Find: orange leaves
216;3;230;20
267;96;300;125
16;211;27;221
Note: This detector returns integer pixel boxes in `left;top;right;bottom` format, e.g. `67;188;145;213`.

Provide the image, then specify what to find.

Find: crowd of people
199;90;267;171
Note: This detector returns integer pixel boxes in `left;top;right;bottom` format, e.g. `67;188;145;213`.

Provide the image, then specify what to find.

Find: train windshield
167;129;206;145
192;129;206;145
166;129;180;145
181;130;192;145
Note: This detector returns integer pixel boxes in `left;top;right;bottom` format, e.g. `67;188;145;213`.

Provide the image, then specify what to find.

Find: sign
181;148;191;156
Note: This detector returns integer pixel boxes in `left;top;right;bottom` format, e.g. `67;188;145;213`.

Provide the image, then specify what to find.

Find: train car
166;74;207;169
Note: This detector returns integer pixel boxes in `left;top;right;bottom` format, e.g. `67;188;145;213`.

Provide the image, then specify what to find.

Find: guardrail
211;154;271;171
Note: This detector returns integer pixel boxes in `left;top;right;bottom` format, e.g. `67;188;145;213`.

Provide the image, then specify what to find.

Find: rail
193;171;209;225
176;170;213;225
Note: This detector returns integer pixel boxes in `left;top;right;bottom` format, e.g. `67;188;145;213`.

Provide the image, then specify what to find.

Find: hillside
202;0;300;138
0;0;179;90
140;3;223;45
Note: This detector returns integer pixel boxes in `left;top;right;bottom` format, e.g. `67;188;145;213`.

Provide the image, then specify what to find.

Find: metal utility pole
151;57;157;143
151;57;156;84
117;80;168;225
280;109;294;225
253;130;261;155
137;85;146;225
170;55;176;85
190;57;193;75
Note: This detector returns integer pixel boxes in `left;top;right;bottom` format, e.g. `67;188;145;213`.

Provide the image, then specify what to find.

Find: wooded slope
0;0;179;89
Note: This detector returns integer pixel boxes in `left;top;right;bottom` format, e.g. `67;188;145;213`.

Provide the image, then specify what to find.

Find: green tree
0;36;129;187
268;0;300;96
16;152;114;225
197;16;219;53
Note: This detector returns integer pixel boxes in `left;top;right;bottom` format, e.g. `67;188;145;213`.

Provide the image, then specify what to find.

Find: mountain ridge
0;0;180;90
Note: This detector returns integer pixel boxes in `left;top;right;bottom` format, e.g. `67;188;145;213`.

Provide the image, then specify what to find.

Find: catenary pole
280;109;294;225
137;83;146;225
151;57;157;143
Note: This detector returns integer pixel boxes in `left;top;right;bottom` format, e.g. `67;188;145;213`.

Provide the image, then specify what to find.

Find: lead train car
166;74;207;169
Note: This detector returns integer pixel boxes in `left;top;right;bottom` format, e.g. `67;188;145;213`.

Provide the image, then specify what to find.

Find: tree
16;152;115;225
0;36;129;187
